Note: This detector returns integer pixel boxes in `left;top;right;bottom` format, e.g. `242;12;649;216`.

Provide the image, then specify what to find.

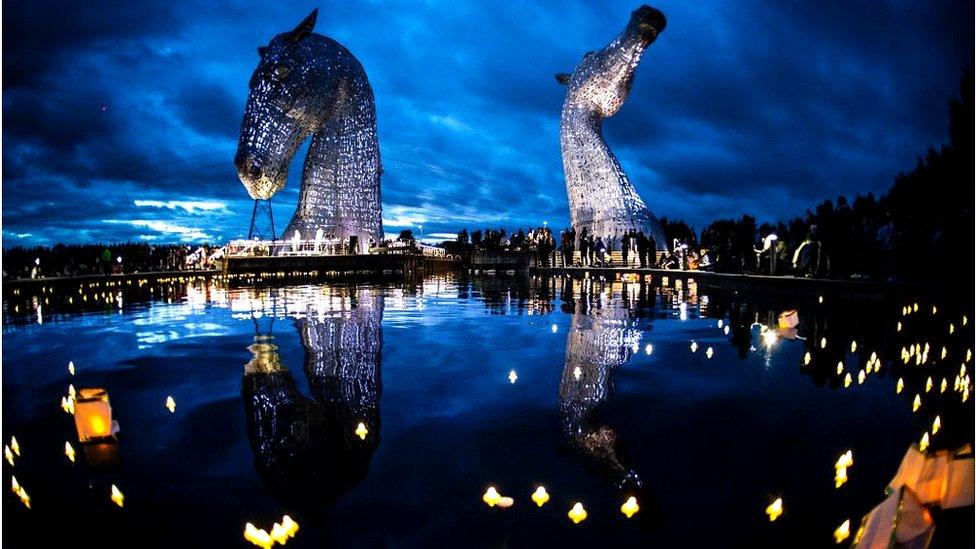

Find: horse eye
273;66;290;80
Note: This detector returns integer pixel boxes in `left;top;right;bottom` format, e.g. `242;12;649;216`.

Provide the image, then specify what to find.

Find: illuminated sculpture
235;9;383;253
242;287;383;507
558;279;643;491
556;5;668;251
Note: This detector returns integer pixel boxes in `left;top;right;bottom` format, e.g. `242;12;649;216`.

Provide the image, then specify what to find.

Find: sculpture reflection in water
558;278;647;494
242;288;383;508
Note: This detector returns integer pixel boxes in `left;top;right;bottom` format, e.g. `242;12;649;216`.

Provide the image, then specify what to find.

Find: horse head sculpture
235;9;383;252
556;5;668;251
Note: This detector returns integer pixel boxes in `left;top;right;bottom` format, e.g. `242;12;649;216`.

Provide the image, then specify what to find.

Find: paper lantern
73;388;118;442
777;310;799;329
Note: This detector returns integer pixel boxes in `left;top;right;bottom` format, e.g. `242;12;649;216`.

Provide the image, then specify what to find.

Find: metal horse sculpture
556;5;668;251
235;9;383;253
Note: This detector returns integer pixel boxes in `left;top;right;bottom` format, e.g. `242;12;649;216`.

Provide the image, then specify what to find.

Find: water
2;274;973;547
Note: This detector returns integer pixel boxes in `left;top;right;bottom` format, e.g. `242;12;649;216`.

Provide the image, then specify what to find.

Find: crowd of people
2;243;217;279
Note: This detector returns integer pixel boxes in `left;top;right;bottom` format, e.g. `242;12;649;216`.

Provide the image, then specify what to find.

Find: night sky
3;1;972;246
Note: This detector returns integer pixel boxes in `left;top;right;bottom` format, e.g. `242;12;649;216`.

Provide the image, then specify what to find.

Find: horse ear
555;73;571;85
287;8;318;43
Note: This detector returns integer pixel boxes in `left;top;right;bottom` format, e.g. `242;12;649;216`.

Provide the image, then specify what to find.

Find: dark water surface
3;274;973;547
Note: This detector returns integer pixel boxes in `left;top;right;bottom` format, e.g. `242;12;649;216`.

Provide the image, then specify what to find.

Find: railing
226;239;449;259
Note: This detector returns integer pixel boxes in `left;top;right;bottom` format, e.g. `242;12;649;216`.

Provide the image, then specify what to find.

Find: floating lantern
244;523;273;549
551;324;558;334
850;341;857;353
355;422;368;440
10;436;20;457
925;377;933;393
835;466;848;488
896;378;904;394
4;445;14;467
16;486;30;509
834;519;850;543
912;394;921;412
765;497;783;521
844;373;852;388
531;486;550;507
61;396;75;415
68;361;75;376
724;325;730;335
941;347;948;360
110;484;124;507
483;486;502;507
690;341;699;353
897;322;902;332
941;378;948;393
270;523;289;545
568;502;588;524
645;343;653;355
932;416;941;435
11;476;19;494
857;370;865;385
919;433;929;453
820;337;827;349
165;396;176;413
281;515;299;538
777;310;799;330
508;370;518;384
804;352;812;366
74;388;117;442
705;347;714;359
620;496;639;518
64;441;75;463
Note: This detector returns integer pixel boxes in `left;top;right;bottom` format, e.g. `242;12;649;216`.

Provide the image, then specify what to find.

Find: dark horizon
3;1;973;246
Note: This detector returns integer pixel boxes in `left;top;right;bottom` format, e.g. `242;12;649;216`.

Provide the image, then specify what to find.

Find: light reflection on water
2;274;972;547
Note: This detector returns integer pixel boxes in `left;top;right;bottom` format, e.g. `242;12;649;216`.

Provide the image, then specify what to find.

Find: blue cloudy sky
3;0;972;245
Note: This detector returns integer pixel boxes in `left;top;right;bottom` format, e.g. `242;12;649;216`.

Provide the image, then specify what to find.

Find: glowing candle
912;394;921;412
64;441;75;463
10;436;20;457
897;322;902;332
896;378;904;393
857;370;865;385
270;523;289;545
568;502;588;524
531;486;550;507
11;476;20;494
820;337;827;349
925;377;933;393
941;378;947;393
165;396;176;413
844;373;852;388
110;484;124;507
941;347;948;360
620;496;639;518
834;519;850;543
355;422;368;440
4;445;14;467
74;388;115;442
705;347;714;359
68;361;75;376
508;370;518;384
244;523;274;549
804;352;811;366
765;497;783;521
836;362;844;376
932;415;941;435
919;432;929;453
850;341;857;353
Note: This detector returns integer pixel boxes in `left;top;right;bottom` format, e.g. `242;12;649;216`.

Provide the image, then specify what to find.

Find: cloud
134;200;230;214
102;219;214;242
2;0;972;244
